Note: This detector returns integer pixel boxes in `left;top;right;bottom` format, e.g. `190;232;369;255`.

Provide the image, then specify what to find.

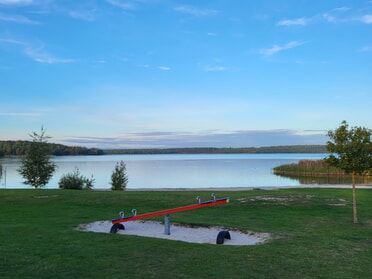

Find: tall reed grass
274;160;372;184
273;160;345;176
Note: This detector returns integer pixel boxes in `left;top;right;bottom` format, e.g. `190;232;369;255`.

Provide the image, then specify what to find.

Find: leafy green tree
58;167;94;190
18;127;57;189
110;160;128;190
325;121;372;223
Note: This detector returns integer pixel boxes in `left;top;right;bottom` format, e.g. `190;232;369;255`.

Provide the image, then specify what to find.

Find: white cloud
357;15;372;24
259;41;304;56
0;0;33;4
25;47;75;64
294;130;327;136
0;111;41;117
322;13;336;23
277;17;308;26
0;38;74;64
159;66;170;70
278;7;351;26
0;13;38;24
360;45;372;52
332;7;350;12
106;0;136;10
62;129;327;148
68;10;96;21
201;65;229;72
174;5;218;16
323;6;350;23
0;38;26;45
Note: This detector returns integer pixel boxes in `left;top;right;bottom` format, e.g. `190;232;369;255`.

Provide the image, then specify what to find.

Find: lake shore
123;184;372;191
1;153;329;189
2;184;371;191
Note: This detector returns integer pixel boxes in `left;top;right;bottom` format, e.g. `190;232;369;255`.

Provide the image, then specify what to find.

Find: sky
0;0;371;149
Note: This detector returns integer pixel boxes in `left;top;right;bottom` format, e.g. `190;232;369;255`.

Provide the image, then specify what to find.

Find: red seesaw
110;194;230;243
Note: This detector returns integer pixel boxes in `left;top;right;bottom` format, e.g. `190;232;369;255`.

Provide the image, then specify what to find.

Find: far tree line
0;140;104;157
0;141;327;157
89;145;328;155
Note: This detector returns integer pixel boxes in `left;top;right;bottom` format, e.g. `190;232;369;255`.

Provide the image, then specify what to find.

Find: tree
18;127;57;189
110;160;128;190
325;121;372;223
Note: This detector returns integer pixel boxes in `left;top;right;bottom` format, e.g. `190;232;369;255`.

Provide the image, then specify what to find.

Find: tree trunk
352;172;358;224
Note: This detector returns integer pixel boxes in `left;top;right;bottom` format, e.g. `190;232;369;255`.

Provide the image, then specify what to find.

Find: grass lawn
0;188;371;279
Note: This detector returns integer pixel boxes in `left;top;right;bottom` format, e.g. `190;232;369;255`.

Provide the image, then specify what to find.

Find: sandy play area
78;220;270;245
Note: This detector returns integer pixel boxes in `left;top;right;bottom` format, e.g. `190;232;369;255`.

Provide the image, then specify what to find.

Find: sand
78;220;270;245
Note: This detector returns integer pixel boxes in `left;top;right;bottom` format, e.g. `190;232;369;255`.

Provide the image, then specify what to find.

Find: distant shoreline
2;185;372;191
103;145;328;155
0;142;328;157
112;185;372;191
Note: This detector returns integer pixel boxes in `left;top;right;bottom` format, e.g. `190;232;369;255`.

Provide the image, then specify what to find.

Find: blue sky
0;0;371;148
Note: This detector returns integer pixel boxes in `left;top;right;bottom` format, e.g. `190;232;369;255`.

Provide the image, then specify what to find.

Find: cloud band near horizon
58;129;328;149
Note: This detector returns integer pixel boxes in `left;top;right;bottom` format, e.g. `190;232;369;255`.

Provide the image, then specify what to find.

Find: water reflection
0;153;330;189
274;173;372;185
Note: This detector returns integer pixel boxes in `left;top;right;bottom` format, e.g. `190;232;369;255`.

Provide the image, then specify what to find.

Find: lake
0;153;329;189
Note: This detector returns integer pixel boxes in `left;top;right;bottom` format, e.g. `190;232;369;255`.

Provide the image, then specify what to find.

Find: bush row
58;161;128;190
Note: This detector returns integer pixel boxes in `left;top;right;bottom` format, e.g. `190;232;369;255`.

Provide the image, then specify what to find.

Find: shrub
110;160;128;190
59;168;94;190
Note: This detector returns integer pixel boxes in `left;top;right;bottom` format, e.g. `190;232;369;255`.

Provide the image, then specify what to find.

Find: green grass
1;188;371;278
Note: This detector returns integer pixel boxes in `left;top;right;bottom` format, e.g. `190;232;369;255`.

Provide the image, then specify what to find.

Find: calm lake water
0;153;328;189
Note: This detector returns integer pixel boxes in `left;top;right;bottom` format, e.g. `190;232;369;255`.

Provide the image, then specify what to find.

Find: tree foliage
17;127;57;189
326;121;372;174
325;120;372;223
58;167;94;190
110;160;128;191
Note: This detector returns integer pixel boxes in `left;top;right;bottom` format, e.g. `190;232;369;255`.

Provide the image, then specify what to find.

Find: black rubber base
110;223;125;233
216;230;231;244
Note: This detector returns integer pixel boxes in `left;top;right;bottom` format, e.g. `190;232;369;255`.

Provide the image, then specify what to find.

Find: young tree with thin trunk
325;121;372;223
18;127;57;189
110;160;128;191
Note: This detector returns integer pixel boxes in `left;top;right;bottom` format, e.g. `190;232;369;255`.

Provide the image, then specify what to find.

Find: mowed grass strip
0;188;371;279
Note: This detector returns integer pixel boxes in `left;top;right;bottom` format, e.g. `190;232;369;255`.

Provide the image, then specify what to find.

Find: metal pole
164;214;171;235
3;167;6;188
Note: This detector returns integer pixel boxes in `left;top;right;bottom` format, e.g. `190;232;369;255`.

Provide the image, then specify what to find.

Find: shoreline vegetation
273;159;372;185
0;141;327;156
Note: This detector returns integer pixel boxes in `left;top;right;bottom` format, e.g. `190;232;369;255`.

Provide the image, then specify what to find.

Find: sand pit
78;220;270;245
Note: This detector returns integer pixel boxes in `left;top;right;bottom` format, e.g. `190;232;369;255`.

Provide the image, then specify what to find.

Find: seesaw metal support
164;214;171;235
